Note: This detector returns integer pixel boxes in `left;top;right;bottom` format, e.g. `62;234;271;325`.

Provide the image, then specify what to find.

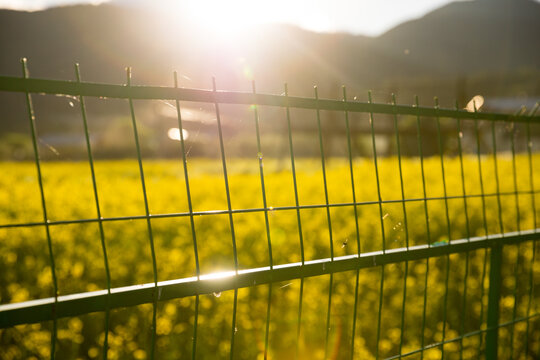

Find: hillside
0;0;538;134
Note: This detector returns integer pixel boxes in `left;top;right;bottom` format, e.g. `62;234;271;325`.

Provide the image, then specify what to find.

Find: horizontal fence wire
0;66;539;360
1;230;537;328
1;191;539;230
0;75;539;123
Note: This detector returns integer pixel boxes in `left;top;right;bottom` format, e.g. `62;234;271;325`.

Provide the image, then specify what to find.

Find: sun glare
183;0;264;40
167;127;189;141
158;0;353;43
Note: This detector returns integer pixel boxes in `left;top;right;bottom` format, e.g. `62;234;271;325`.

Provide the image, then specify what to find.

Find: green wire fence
0;59;539;359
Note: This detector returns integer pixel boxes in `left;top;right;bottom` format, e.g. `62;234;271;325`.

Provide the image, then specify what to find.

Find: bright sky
0;0;466;36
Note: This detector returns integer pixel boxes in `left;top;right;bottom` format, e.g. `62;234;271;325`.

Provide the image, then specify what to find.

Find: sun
183;0;267;40
159;0;336;43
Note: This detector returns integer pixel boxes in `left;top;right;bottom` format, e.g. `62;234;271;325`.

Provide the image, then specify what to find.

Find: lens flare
466;95;484;112
167;128;189;141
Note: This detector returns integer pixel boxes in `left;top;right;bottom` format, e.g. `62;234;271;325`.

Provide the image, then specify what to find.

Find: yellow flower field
0;154;539;359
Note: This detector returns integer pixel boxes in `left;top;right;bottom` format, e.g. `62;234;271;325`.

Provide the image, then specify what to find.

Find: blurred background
1;2;540;359
0;0;539;159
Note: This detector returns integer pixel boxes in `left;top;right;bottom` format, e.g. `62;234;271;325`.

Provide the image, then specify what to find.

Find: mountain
376;0;540;76
0;0;538;135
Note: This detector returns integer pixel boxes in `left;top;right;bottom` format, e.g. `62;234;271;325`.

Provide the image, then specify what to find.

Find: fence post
485;243;503;359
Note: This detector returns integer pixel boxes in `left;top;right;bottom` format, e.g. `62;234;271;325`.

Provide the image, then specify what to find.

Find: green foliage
0;133;33;161
0;155;539;359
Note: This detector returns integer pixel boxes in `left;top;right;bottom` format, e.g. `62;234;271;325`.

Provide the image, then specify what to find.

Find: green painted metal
1;67;539;359
394;94;410;359
282;83;307;360
508;109;521;360
485;244;503;359
472;102;489;356
126;67;158;360
344;86;362;360
173;71;200;360
75;63;111;360
434;97;452;359
525;104;539;358
1;75;539;123
211;77;240;360
2;231;536;327
415;95;430;360
367;90;387;360
385;312;540;360
315;86;335;360
21;59;58;359
4;191;537;231
251;80;273;360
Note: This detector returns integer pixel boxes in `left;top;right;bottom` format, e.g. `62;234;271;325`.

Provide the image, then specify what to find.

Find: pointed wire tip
173;71;178;88
21;58;29;77
528;102;540;117
513;106;526;117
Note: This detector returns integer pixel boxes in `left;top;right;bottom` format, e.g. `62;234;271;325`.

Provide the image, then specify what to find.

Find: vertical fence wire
367;91;386;359
173;71;201;360
282;84;306;359
126;67;158;360
3;72;540;359
489;115;504;357
314;86;335;360
415;95;431;360
472;102;489;356
486;110;505;359
524;103;539;358
210;77;239;360
75;63;111;359
343;86;362;360
486;244;503;359
434;97;452;359
251;80;274;360
393;94;410;359
491;119;504;235
508;108;523;359
21;59;59;359
455;103;471;358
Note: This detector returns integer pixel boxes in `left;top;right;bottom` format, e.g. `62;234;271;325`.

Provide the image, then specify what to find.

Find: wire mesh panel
0;60;539;359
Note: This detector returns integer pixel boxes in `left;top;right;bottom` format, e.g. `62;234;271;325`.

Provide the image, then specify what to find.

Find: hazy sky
0;0;466;36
